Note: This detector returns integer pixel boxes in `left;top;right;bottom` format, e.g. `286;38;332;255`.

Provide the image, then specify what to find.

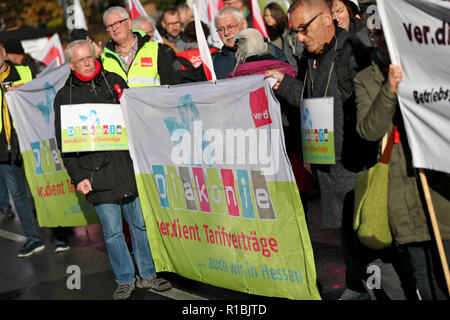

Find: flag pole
418;168;450;295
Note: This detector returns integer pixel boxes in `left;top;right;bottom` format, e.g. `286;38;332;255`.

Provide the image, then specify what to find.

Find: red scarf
73;60;101;81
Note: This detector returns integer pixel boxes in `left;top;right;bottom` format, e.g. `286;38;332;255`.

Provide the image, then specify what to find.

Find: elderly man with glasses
100;6;180;88
54;39;172;300
160;7;189;52
266;0;378;300
213;5;287;79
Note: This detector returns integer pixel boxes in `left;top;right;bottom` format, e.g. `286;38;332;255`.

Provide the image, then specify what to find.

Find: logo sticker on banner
300;97;335;164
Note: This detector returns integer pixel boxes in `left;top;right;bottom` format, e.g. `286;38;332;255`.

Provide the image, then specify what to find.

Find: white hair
103;6;130;25
214;6;245;27
131;15;155;30
65;40;95;62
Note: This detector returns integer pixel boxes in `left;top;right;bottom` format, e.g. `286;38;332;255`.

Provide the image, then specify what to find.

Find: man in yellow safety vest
99;6;180;87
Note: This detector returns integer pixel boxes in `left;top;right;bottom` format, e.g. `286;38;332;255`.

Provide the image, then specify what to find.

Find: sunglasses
295;12;323;36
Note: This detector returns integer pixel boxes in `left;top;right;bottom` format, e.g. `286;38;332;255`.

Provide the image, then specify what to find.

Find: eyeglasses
216;23;239;34
73;55;95;65
165;21;181;27
106;18;128;31
295;13;323;36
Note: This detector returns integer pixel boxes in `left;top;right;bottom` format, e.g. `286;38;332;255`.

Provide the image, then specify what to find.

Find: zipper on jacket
91;80;97;95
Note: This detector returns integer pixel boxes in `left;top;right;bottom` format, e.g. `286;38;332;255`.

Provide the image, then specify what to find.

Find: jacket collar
371;49;390;83
105;30;150;54
67;61;106;87
221;44;236;56
0;61;21;83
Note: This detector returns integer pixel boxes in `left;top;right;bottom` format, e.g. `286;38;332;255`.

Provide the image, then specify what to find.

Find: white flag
194;1;217;81
66;0;88;31
250;0;269;39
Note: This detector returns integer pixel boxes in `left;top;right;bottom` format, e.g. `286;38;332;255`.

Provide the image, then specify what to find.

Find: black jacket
0;61;34;164
54;65;138;204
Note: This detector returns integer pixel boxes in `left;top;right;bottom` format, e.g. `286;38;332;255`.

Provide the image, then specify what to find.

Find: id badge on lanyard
60;103;128;153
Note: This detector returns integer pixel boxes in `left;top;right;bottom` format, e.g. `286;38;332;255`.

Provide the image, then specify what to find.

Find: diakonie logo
170;121;281;176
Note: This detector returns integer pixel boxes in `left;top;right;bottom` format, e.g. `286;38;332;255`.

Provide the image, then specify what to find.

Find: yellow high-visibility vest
0;64;33;133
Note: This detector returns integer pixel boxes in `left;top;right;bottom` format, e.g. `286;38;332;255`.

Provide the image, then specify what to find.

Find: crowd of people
0;0;449;301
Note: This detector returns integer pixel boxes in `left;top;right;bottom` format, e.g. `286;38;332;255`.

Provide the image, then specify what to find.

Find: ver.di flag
377;0;450;174
5;64;98;227
120;75;320;300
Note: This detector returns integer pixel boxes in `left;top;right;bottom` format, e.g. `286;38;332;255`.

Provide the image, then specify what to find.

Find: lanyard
301;36;338;100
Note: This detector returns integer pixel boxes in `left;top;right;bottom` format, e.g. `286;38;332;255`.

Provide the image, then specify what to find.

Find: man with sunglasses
266;0;376;300
54;39;172;300
100;6;180;88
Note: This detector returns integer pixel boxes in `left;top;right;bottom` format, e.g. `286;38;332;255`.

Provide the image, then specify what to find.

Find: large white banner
5;64;98;227
120;75;320;300
377;0;450;173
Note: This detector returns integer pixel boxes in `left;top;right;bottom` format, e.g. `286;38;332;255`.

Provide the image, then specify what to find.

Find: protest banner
378;0;450;294
377;0;450;174
60;103;128;152
5;64;98;227
120;75;321;300
300;98;335;164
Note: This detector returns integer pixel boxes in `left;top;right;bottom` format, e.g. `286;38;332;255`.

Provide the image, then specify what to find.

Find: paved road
0;197;345;301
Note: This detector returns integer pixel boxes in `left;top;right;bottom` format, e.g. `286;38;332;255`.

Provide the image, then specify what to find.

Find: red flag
35;34;65;67
128;0;144;19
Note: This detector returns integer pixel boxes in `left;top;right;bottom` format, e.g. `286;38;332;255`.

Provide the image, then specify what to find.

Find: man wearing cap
3;38;46;76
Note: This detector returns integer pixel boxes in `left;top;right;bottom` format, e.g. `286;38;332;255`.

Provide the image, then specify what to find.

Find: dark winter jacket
276;26;376;173
53;64;138;204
